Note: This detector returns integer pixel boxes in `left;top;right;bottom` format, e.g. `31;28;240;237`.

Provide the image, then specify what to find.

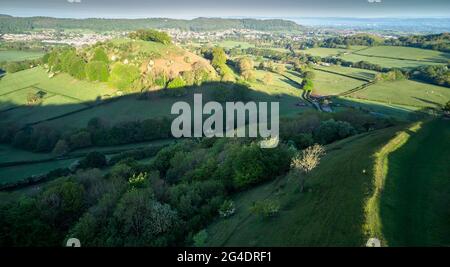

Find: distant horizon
2;0;450;20
1;13;450;21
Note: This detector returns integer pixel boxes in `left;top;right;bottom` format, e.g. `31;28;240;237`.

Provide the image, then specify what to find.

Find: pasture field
1;99;87;125
0;86;49;111
298;47;351;58
349;79;450;109
339;53;444;69
217;40;255;49
40;94;180;129
205;126;402;246
0;67;115;101
0;144;53;164
355;46;450;63
0;50;44;62
312;69;367;95
298;46;367;57
313;65;378;81
334;97;421;121
41;69;307;129
0;158;80;186
248;69;307;116
0;67;116;125
366;119;450;246
282;70;303;85
0;67;46;95
0;138;172;187
250;69;300;95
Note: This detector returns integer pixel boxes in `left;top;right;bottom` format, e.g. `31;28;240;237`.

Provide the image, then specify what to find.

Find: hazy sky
1;0;450;19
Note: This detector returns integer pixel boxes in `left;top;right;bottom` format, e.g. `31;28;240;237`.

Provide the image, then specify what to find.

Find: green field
339;53;444;69
355;46;450;63
298;47;353;58
334;97;421;121
313;65;378;81
0;138;172;187
42;75;306;130
0;144;53;164
0;67;116;124
300;46;449;69
297;46;368;57
349;79;450;108
0;158;80;186
312;69;367;95
0;50;44;62
366;119;450;246
205;126;401;246
217;40;255;49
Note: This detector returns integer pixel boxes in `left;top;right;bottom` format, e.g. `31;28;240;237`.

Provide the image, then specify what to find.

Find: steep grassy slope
366;119;450;246
205;126;402;246
205;119;449;247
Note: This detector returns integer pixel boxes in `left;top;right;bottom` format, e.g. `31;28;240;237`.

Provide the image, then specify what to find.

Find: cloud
67;0;82;3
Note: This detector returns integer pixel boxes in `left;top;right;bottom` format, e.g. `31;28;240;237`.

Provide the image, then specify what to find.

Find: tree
250;200;280;218
218;200;235;218
211;47;227;68
314;119;356;144
291;144;326;191
39;180;86;230
241;70;255;82
69;131;92;149
274;64;286;74
443;101;450;113
181;70;195;86
193;230;208;247
79;152;107;169
167;76;186;89
128;29;172;45
112;189;179;246
262;73;273;85
85;61;109;82
68;57;87;80
303;71;315;80
109;62;140;91
60;49;78;73
302;79;314;92
91;47;109;64
237;57;254;74
26;91;44;105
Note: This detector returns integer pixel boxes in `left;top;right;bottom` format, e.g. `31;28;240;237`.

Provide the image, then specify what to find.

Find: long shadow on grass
0;79;434;133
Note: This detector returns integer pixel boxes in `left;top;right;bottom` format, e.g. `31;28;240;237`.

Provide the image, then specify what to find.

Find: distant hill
0;15;302;33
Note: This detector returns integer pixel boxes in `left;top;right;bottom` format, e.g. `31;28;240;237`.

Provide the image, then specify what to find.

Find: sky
1;0;450;19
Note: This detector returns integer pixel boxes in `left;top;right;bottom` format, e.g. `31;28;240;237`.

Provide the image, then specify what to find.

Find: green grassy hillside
205;126;402;246
205;119;449;247
366;119;450;246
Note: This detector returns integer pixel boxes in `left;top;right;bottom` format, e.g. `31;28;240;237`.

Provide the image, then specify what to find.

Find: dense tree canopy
129;29;172;45
85;61;109;82
108;62;141;91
